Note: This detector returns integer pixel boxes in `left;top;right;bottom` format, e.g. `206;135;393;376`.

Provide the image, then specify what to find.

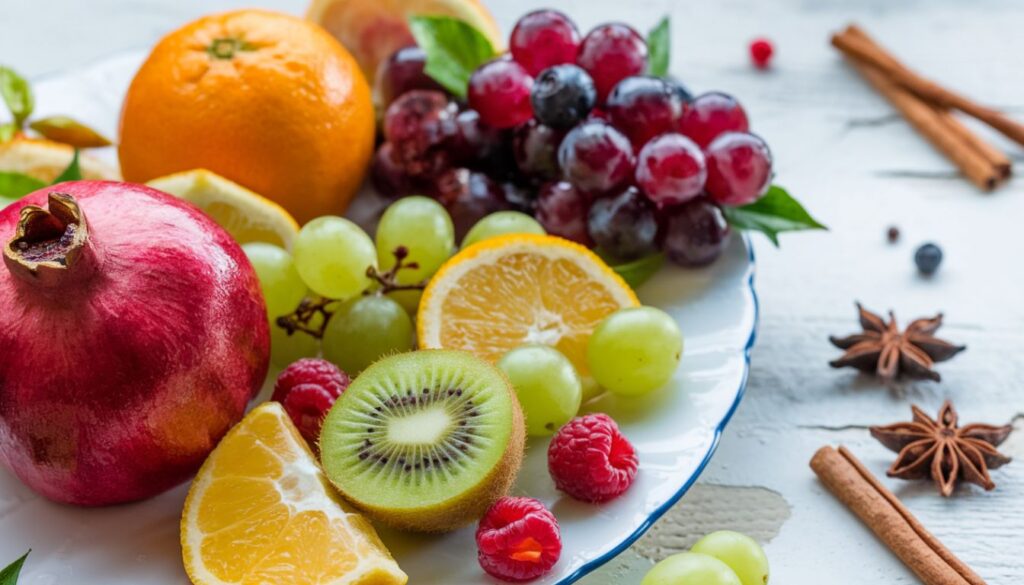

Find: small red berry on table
750;38;774;69
548;413;639;503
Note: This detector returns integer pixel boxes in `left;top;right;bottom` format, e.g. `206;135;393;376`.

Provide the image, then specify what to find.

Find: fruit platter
0;4;821;585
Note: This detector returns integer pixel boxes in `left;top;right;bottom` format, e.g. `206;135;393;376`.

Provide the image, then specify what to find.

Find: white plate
0;52;758;585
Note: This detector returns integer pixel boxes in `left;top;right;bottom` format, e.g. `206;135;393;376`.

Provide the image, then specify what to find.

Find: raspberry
547;413;638;503
750;38;774;70
476;497;562;582
272;358;350;444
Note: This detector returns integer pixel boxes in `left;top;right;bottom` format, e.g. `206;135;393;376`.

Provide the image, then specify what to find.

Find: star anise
870;401;1012;496
829;303;965;382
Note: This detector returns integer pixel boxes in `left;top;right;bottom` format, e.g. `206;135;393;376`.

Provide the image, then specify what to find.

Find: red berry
606;76;685;149
704;131;772;206
635;133;706;207
476;497;562;582
510;10;581;76
547;413;638;503
535;181;593;246
750;38;774;70
468;59;535;129
576;23;648;102
272;358;350;444
557;121;635;195
678;92;749;148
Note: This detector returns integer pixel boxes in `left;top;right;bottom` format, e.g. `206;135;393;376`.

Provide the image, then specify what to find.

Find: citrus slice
417;234;640;380
306;0;504;82
0;136;119;182
181;402;408;585
148;169;299;250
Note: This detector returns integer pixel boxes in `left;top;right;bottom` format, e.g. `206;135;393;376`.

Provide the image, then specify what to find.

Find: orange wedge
417;234;639;381
306;0;503;82
181;402;407;585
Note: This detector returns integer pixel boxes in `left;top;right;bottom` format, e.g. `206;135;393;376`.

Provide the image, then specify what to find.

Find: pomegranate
0;181;269;506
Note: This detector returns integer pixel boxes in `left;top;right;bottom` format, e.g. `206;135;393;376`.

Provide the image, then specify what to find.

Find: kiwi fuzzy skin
322;350;527;533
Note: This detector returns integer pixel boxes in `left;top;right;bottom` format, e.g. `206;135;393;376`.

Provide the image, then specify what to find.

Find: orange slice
306;0;503;82
417;234;639;380
181;402;407;585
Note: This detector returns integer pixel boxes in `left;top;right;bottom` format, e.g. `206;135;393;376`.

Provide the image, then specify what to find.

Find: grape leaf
722;184;827;246
647;17;670;77
408;15;497;98
611;253;664;289
0;66;34;127
51;149;82;184
29;116;111;148
0;172;46;198
0;550;29;585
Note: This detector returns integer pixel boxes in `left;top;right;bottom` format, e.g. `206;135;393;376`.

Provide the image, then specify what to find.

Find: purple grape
535;181;592;246
587;186;658;260
432;168;512;238
375;45;446;107
383;90;458;177
513;120;564;181
557;121;635;195
370;142;423;199
660;199;731;267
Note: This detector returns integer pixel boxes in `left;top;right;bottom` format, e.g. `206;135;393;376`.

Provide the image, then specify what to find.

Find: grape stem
275;247;426;340
365;245;429;295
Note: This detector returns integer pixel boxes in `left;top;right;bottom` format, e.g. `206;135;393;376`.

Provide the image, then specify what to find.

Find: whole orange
118;9;374;224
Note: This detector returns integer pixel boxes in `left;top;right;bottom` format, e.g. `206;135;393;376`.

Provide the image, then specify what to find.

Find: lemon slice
148;169;299;249
181;402;408;585
417;234;639;380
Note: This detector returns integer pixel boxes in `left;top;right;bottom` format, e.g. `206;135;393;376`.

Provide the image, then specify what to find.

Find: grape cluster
372;9;774;267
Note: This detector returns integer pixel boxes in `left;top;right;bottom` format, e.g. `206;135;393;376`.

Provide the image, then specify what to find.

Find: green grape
587;306;683;397
641;552;742;585
270;313;322;368
242;242;308;319
497;345;582;436
322;295;413;374
293;216;377;300
376;196;454;285
386;288;423;315
461;211;545;249
691;531;769;585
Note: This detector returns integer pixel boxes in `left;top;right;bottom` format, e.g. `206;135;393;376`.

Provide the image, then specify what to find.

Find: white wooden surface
3;0;1024;583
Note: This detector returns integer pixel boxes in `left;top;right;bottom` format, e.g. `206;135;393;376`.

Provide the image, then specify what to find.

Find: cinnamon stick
833;25;1024;148
936;111;1012;179
844;57;1000;190
811;446;987;585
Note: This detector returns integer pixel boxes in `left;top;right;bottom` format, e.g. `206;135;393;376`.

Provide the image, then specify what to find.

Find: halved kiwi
320;350;525;533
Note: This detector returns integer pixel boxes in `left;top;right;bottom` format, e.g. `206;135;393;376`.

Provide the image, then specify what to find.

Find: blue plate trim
557;232;760;584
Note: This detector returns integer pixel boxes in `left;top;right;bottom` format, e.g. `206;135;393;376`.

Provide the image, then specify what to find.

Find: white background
2;0;1024;582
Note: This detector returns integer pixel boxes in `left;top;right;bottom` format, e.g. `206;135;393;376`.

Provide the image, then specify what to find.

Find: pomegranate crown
3;192;96;287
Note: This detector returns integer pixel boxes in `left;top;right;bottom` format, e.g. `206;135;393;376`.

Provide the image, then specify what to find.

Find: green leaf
51;149;82;184
0;172;46;198
0;550;29;585
595;248;664;289
29;116;111;148
646;17;670;77
611;253;665;289
408;15;497;98
0;66;34;127
722;184;827;246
